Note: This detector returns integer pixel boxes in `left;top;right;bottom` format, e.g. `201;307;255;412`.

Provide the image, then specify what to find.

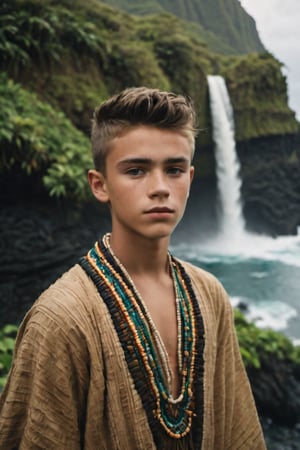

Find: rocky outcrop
183;131;300;238
0;199;110;328
260;417;300;450
249;356;300;449
248;356;300;426
238;133;300;236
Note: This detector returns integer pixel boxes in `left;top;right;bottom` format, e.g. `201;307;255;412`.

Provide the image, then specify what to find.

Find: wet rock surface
238;133;300;237
248;357;300;427
261;418;300;450
0;201;110;326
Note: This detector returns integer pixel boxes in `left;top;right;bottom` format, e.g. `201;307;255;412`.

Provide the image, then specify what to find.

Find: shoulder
21;264;100;335
176;258;233;324
178;258;227;299
38;263;97;306
11;264;104;368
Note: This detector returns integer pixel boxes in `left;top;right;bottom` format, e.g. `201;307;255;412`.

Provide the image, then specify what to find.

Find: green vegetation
100;0;265;55
0;0;298;200
224;53;299;140
235;309;300;369
0;325;18;390
0;0;212;133
0;74;92;200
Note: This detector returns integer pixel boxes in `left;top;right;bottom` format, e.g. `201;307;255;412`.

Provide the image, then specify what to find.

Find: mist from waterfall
207;75;246;239
171;76;300;342
171;76;300;343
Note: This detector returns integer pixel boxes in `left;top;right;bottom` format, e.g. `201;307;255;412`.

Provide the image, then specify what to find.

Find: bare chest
135;280;180;396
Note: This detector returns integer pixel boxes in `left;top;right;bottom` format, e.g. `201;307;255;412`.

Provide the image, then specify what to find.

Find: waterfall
207;75;246;239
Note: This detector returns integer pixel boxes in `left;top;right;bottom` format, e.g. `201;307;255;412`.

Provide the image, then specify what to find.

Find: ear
187;166;194;199
189;165;194;185
88;169;110;203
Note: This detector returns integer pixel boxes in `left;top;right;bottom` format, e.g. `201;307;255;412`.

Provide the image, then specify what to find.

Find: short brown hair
91;87;197;172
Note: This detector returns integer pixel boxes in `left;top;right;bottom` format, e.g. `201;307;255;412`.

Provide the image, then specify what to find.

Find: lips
145;207;174;214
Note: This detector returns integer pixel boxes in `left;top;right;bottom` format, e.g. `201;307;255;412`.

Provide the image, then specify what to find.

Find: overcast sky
239;0;300;120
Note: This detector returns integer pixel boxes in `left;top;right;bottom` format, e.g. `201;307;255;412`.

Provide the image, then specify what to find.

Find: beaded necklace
79;234;205;448
103;233;182;398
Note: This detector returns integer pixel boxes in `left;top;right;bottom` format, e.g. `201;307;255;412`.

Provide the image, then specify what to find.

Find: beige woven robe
0;261;266;449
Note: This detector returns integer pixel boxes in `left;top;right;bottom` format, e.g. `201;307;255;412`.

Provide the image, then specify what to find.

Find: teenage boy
0;87;266;449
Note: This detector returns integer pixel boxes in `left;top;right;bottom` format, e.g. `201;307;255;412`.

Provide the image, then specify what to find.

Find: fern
0;73;92;200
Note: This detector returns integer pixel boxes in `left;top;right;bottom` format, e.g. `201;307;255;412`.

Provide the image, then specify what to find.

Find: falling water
171;76;300;344
172;76;300;345
207;75;246;239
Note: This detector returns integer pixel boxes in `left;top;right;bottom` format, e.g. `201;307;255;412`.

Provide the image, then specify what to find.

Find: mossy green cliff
100;0;265;55
1;0;298;199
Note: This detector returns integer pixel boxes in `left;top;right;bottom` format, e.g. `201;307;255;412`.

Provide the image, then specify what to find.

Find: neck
108;231;170;276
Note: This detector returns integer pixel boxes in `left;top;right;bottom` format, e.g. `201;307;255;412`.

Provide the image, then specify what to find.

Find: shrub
234;309;300;369
0;324;18;390
0;73;92;200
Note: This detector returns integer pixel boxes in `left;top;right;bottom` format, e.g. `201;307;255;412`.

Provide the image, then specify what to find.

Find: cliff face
238;134;300;236
100;0;265;55
190;133;300;238
224;53;299;140
222;54;299;235
0;0;299;237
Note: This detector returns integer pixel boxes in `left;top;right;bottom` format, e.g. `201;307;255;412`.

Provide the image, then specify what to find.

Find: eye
126;167;145;177
166;166;185;175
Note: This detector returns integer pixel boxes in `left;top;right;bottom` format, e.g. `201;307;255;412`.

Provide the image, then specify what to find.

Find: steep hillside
1;0;298;237
0;0;216;142
1;0;295;150
100;0;265;55
223;53;298;140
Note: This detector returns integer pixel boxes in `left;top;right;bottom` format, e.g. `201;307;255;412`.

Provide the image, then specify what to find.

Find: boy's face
89;125;194;242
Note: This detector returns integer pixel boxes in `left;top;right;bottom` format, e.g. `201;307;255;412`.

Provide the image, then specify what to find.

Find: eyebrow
117;157;190;166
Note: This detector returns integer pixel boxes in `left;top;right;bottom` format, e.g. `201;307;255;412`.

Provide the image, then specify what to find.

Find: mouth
145;207;174;214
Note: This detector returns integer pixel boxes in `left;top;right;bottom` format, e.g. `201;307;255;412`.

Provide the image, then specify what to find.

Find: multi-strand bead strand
79;235;202;444
103;235;195;412
87;245;166;399
104;234;180;394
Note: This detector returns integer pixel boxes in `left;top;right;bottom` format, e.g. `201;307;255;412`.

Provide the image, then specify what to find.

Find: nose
148;170;170;198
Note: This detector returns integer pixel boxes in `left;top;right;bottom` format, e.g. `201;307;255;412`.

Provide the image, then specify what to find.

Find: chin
143;224;177;240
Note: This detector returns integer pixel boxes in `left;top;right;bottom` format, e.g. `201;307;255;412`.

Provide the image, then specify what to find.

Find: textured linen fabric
0;261;266;449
